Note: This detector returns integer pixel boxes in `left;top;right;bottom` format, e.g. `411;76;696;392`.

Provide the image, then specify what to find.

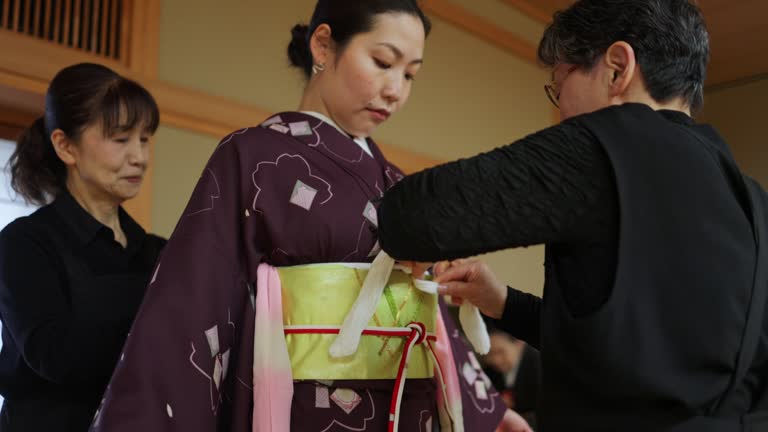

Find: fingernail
437;284;448;294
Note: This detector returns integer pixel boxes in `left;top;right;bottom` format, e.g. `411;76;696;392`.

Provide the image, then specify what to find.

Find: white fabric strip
328;251;491;357
459;304;490;354
329;251;395;358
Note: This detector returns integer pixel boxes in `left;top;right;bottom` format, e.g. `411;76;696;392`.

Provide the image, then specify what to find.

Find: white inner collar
300;111;373;158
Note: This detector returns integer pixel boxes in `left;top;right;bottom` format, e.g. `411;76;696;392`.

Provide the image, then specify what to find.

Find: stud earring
312;63;326;75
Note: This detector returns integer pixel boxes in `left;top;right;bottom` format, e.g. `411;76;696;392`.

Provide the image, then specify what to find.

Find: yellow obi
279;264;437;380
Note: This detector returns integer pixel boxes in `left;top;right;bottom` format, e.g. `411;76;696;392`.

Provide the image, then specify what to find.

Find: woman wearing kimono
91;1;522;431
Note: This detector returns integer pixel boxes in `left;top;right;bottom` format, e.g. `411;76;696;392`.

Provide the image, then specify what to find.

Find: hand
398;261;433;280
495;409;534;432
433;259;507;319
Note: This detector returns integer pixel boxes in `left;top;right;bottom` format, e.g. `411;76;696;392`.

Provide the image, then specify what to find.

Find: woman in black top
0;63;166;431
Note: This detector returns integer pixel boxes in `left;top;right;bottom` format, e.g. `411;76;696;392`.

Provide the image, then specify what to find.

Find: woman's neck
66;178;125;246
298;85;332;124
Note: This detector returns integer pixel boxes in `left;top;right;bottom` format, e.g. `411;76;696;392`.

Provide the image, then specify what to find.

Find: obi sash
252;251;488;432
279;263;437;380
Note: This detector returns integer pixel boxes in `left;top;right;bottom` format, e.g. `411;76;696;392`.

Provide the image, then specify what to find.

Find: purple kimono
90;112;505;431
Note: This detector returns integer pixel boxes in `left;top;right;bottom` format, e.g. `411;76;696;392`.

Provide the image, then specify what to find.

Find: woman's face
64;122;151;204
556;44;642;121
316;13;426;137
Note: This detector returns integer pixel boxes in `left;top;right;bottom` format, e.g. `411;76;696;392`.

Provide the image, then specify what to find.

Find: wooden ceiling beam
421;0;538;65
498;0;552;23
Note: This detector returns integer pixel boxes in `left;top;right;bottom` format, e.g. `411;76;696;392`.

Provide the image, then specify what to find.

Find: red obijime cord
284;322;452;432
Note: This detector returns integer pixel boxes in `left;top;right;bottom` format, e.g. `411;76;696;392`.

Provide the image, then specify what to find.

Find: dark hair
288;0;432;79
538;0;709;111
9;63;160;205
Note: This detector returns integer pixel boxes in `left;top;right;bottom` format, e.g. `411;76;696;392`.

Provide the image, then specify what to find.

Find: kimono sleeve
440;300;507;429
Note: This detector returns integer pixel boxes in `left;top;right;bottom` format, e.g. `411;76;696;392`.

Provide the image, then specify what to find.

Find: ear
602;41;637;98
50;129;77;166
309;23;334;66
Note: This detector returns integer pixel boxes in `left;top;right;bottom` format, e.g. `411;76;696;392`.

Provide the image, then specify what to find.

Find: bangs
96;78;160;136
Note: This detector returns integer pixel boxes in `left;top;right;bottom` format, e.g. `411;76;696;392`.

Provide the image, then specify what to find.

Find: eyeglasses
544;65;578;108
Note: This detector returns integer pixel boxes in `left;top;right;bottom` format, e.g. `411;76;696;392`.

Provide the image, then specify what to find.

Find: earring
312;63;326;75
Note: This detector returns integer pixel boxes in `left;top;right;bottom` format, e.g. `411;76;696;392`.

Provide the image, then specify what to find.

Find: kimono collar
300;111;373;157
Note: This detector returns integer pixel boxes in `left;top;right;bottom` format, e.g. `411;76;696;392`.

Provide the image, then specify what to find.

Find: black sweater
0;191;165;431
378;104;623;347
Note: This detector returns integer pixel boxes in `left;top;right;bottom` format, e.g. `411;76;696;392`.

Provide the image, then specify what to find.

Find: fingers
434;258;478;277
450;258;471;267
437;281;468;298
398;261;433;279
435;258;485;283
433;261;451;276
434;261;477;284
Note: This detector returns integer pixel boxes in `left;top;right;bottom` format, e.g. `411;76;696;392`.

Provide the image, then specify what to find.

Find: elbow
24;352;76;385
379;235;406;262
377;214;407;260
377;196;405;259
377;197;427;260
21;337;92;385
378;218;436;262
378;180;442;261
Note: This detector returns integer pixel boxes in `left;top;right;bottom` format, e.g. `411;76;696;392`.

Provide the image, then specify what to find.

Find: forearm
21;315;129;384
488;287;542;349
